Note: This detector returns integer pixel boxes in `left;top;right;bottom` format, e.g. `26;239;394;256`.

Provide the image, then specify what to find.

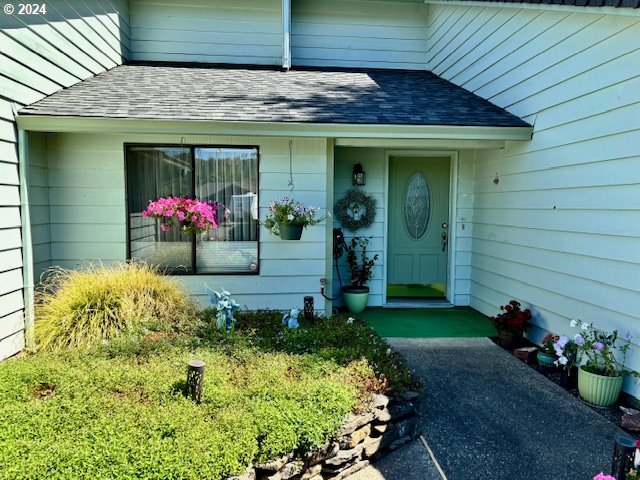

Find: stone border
230;391;421;480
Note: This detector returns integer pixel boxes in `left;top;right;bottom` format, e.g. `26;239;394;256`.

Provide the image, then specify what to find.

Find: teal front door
387;156;450;298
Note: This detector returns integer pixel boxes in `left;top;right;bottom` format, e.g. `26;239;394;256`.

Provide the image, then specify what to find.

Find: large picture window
126;145;259;274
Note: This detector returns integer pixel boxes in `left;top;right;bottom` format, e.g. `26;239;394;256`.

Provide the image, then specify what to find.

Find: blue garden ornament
205;284;240;331
282;308;300;329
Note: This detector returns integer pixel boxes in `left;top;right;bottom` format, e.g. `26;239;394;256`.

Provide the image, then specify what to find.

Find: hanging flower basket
141;196;219;235
264;197;324;240
277;222;304;240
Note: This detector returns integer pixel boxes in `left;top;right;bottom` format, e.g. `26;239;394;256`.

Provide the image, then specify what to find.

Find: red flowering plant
540;332;560;355
489;300;532;335
141;195;219;235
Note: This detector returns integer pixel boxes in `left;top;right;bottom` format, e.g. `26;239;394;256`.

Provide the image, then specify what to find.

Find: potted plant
568;319;635;407
553;335;580;388
342;237;379;313
264;196;324;240
537;332;559;369
489;300;532;350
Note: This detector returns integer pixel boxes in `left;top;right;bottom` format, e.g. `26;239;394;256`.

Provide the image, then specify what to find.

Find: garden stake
304;296;314;321
611;435;635;479
186;360;205;404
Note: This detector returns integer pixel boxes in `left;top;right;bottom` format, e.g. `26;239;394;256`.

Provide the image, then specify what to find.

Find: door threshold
383;298;454;309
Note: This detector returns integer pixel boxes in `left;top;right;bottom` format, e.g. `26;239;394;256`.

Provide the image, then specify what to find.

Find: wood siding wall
129;0;282;65
427;5;640;392
292;0;429;70
0;0;129;359
333;147;473;306
42;133;328;311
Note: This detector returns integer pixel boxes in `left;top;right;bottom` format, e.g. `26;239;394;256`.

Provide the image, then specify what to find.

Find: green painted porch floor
358;307;497;338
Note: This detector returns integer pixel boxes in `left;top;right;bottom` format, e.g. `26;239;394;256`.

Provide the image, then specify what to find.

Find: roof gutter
424;0;640;17
15;115;533;141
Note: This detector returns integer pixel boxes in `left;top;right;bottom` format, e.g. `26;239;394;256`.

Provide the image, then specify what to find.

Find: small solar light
186;360;205;404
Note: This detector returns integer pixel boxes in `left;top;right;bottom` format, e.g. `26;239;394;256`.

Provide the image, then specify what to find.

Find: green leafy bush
0;345;356;480
35;263;198;351
198;309;420;394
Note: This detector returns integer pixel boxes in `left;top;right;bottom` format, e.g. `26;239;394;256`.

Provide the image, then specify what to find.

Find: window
126;145;259;274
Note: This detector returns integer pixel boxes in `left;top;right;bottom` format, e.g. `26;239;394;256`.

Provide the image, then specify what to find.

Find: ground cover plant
0;266;417;480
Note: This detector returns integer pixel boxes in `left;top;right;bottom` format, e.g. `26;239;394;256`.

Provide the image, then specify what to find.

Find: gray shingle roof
19;63;529;128
440;0;639;7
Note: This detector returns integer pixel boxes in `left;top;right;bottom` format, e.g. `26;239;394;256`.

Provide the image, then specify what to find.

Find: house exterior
1;0;639;393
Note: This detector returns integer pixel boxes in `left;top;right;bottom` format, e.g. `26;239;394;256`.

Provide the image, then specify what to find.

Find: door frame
382;150;459;305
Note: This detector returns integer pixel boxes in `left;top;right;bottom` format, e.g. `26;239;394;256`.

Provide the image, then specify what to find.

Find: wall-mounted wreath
334;188;376;232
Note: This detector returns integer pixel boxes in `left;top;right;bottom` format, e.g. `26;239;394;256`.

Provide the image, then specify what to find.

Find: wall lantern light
352;163;366;186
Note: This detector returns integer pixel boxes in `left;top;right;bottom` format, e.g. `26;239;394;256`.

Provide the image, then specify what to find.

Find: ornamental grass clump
35;263;198;351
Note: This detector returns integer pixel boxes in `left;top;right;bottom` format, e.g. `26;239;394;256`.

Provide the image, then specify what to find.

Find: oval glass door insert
403;172;430;239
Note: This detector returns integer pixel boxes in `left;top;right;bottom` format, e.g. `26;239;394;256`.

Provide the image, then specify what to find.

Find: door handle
441;231;448;252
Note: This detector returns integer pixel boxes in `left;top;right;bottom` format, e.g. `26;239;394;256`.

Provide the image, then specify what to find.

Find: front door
387;156;450;298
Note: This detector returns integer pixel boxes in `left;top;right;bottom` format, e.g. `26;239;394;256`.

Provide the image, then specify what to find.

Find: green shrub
35;263;198;351
198;309;420;394
0;345;356;480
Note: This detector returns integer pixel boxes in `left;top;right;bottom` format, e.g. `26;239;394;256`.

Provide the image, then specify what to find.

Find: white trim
424;0;640;17
18;129;34;348
382;150;458;306
15;115;533;141
282;0;291;69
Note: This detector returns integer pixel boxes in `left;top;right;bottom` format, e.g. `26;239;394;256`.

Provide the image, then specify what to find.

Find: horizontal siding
44;133;328;311
129;0;282;65
0;0;129;359
427;6;640;394
292;0;429;70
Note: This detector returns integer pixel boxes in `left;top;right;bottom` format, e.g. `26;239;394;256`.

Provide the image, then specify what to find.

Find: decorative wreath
334;188;376;232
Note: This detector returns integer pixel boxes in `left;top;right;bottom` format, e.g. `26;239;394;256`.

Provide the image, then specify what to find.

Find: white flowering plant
555;319;634;377
263;197;324;237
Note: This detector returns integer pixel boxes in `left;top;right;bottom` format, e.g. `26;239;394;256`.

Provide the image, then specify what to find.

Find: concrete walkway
352;337;625;480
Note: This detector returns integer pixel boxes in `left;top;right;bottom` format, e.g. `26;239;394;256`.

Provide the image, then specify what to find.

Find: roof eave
16;115;533;141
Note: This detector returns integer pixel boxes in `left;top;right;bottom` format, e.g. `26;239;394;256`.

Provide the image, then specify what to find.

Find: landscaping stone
229;467;256;480
400;391;420;402
245;396;418;480
340;424;371;449
374;408;392;423
329;460;370;480
305;442;339;466
339;412;375;436
371;393;390;409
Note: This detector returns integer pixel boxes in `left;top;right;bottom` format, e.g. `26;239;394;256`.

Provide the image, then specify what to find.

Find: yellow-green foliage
35;263;198;351
0;345;357;480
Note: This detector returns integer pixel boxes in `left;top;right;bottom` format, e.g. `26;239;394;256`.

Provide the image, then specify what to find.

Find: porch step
382;299;453;309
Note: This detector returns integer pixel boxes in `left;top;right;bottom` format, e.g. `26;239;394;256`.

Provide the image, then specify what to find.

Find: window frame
124;143;261;276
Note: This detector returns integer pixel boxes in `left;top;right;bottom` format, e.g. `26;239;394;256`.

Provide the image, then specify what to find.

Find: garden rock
304;442;339;466
622;411;640;432
363;436;383;457
330;460;370;480
373;423;388;435
279;461;304;480
388;436;411;451
374;408;392;423
255;453;294;472
371;393;390;409
339;412;374;435
324;444;364;468
229;467;256;480
388;401;415;421
340;424;371;449
300;464;322;480
400;391;420;402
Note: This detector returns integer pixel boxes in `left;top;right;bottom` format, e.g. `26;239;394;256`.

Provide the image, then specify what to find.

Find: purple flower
574;334;585;346
625;331;633;341
594;342;604;351
556;336;569;348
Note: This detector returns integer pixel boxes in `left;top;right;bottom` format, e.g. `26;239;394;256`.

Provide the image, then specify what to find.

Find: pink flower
593;473;616;480
160;224;170;232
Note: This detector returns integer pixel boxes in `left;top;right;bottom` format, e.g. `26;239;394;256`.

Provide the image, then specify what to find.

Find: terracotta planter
277;222;303;240
578;367;623;408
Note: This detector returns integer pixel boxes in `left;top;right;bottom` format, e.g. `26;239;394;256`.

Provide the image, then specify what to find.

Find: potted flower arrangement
142;195;219;235
342;237;379;313
489;300;532;350
553;335;579;388
263;196;324;240
566;319;634;407
538;332;559;368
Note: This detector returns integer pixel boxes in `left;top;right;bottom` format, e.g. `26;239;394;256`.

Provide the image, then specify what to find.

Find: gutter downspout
282;0;291;69
18;129;34;349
